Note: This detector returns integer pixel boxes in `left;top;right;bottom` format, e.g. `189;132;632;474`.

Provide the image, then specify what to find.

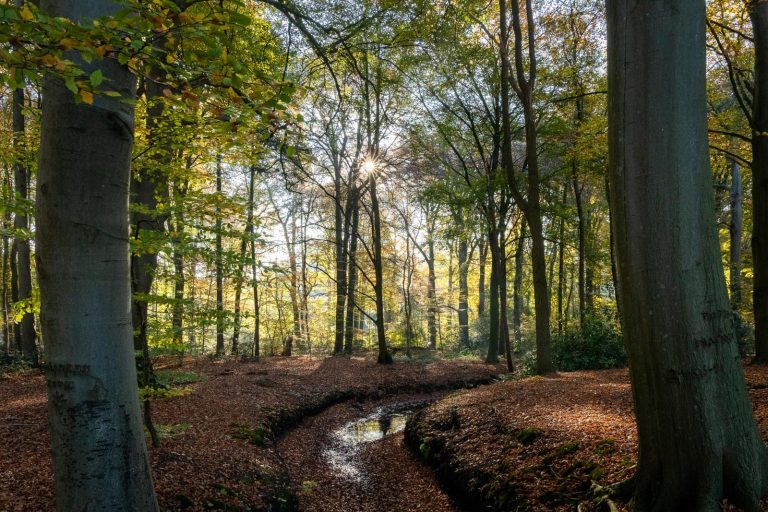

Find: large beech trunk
36;0;158;509
751;0;768;364
607;1;768;509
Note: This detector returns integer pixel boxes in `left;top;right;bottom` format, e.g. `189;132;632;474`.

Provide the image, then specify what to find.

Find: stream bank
277;391;462;512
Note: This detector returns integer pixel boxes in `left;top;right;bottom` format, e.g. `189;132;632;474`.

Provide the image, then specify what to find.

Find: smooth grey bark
557;185;567;335
751;0;768;364
37;0;158;508
607;0;768;509
12;85;37;365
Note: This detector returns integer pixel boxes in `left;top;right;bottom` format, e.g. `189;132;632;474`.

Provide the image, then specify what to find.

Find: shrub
552;314;626;371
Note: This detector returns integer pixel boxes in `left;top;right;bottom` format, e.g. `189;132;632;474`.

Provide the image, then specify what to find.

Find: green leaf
64;75;78;95
89;69;104;87
228;11;251;26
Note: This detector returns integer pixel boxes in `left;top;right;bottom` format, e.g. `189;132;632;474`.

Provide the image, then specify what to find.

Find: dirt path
277;392;460;512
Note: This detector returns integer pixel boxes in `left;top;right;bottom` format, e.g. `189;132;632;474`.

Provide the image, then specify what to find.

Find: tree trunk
607;0;768;509
333;162;347;354
12;85;37;365
729;157;743;308
215;155;225;356
457;236;470;348
513;221;526;344
344;185;360;354
370;176;391;364
751;0;768;364
486;227;500;363
170;176;189;349
251;239;260;361
426;221;437;350
231;166;256;356
478;239;487;316
499;0;552;374
36;0;158;507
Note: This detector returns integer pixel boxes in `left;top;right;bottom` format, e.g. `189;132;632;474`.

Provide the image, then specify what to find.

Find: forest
0;0;767;510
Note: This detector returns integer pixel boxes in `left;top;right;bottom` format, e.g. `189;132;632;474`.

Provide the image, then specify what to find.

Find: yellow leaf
166;53;176;64
80;90;94;104
19;4;34;21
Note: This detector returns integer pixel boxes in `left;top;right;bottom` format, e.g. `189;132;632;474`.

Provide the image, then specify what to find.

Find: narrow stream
278;394;459;512
322;403;419;482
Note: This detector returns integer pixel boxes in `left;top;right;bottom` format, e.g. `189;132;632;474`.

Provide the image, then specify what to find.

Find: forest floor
2;357;768;511
0;353;503;511
403;366;768;512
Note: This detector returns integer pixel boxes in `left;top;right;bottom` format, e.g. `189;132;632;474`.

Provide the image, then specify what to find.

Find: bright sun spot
362;158;377;176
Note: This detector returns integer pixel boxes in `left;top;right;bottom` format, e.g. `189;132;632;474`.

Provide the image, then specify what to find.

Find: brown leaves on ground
0;355;502;511
406;365;768;512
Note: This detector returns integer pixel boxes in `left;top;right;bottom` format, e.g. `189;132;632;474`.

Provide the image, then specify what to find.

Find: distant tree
608;0;768;509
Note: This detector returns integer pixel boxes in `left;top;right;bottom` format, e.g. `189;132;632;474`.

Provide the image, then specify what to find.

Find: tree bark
12;84;37;365
370;176;391;364
499;0;553;373
36;0;158;507
426;218;437;350
344;185;360;354
478;239;487;316
751;0;768;364
486;227;500;363
231;165;256;356
215;155;225;356
513;221;526;344
457;235;470;348
607;0;768;509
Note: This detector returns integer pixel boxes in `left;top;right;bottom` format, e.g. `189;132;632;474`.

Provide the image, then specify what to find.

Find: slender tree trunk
498;225;513;371
573;143;587;327
486;227;500;363
170;176;188;348
457;236;470;348
333;162;347;354
344;186;360;354
499;0;552;373
557;185;567;335
751;0;768;364
1;232;8;354
10;240;19;352
729;157;743;308
478;239;487;316
426;221;437;350
513;221;526;344
231;167;255;355
251;239;260;361
36;0;158;506
12;85;37;365
370;176;391;364
215;155;225;356
608;1;768;508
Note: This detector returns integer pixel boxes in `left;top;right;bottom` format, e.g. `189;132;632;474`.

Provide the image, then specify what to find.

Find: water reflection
322;406;413;482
